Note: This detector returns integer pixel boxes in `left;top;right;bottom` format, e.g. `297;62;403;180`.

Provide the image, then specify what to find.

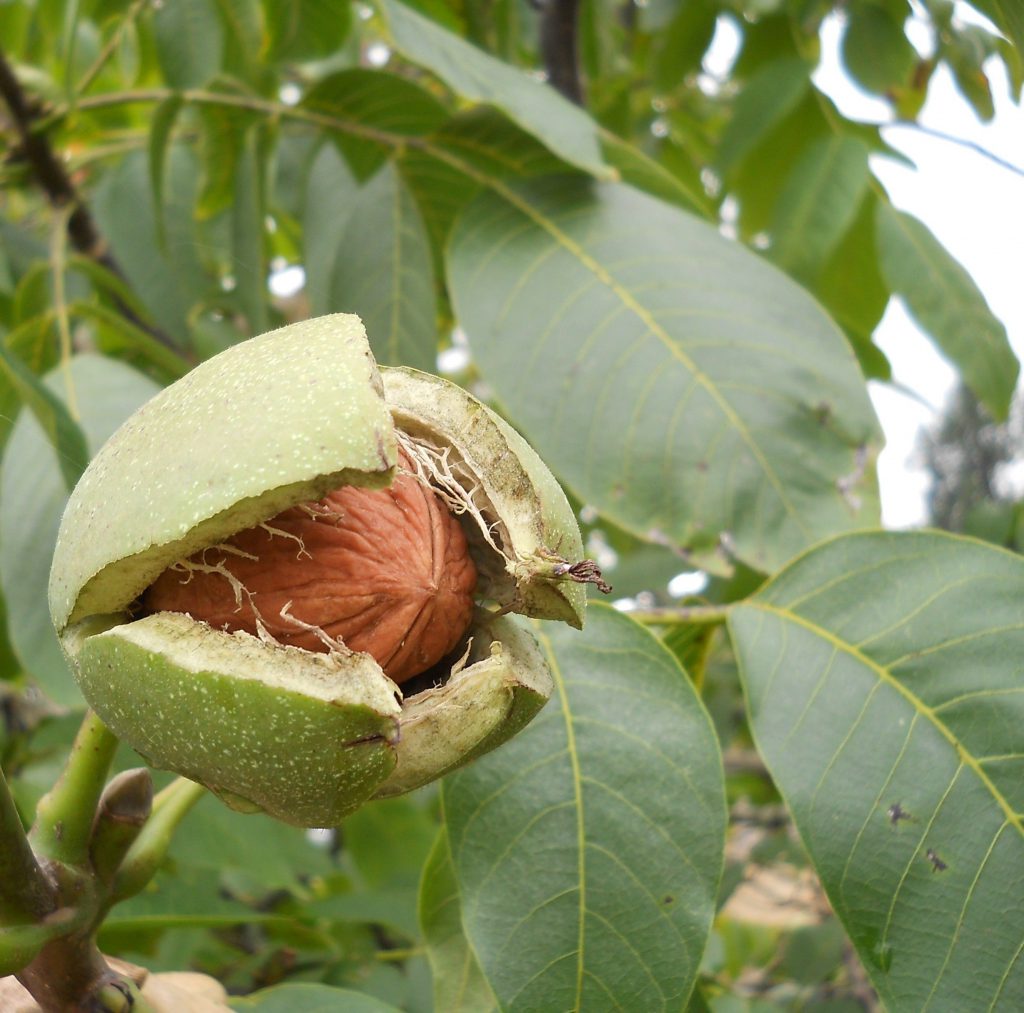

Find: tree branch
0;47;182;356
0;768;55;925
627;604;732;626
539;0;585;105
888;119;1024;178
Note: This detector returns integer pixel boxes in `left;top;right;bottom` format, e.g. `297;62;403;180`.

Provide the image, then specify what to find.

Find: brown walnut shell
143;452;477;685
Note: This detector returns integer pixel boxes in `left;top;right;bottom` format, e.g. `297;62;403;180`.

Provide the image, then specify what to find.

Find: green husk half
49;315;585;826
50;315;397;632
78;613;401;826
377;613;551;797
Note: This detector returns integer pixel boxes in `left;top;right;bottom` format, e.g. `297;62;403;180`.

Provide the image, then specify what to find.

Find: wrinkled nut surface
143;451;477;684
49;314;600;826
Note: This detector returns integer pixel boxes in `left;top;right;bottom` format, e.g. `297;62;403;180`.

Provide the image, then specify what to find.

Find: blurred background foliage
0;0;1020;1007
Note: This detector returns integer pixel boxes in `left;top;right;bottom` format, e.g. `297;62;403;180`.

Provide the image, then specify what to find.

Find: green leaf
944;24;997;122
419;829;498;1013
398;106;568;264
304;143;361;315
875;202;1018;421
230;983;403;1011
148;95;184;243
600;131;709;216
731;93;833;239
302;68;448;180
325;162;436;370
66;254;155;324
167;793;333;888
103;865;254;922
336;795;438;941
230;128;268;334
195;97;260;219
443;604;726;1011
0;355;159;705
264;0;351;61
92;149;209;345
378;0;611;179
841;2;916;96
346;796;438;891
0;346;87;491
70;301;189;381
651;0;718;92
213;0;263;83
728;530;1024;1010
448;178;880;574
962;0;1024;58
768;136;871;285
817;194;891;381
717;58;809;176
151;0;224;89
0;315;58;451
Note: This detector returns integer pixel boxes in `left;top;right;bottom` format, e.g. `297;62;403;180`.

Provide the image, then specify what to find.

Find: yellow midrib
749;600;1023;836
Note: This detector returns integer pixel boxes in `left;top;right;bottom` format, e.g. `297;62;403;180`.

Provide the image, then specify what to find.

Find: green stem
111;778;205;903
73;0;149;99
30;711;119;867
627;604;731;626
0;910;78;977
0;766;55;923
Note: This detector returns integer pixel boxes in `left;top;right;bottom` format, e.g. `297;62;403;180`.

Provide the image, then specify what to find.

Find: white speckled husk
49;315;582;826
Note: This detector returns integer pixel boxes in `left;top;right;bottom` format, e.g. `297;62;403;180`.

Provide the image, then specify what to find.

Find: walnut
50;314;599;825
143;452;477;685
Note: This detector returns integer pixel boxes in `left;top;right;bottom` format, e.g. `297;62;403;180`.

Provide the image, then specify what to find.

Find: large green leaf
166;793;333;888
443;604;725;1011
378;0;610;179
419;829;498;1013
264;0;351;61
92;149;209;345
0;315;59;454
304;143;361;315
398;106;568;265
302;68;448;181
817;194;891;381
147;95;184;242
841;3;916;96
448;177;880;573
717;58;810;176
875;203;1019;421
768;136;871;286
0;355;159;705
0;344;88;491
325;162;436;371
230;129;268;334
150;0;224;89
969;0;1024;55
729;531;1024;1010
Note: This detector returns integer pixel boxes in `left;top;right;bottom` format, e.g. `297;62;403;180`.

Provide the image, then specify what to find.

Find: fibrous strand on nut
143;449;478;685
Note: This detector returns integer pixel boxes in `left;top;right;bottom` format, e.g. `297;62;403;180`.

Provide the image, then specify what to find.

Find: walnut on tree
49;315;604;826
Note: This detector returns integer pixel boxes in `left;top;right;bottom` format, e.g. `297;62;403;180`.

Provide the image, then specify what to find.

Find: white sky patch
278;82;301;106
437;345;470;374
366;42;391;67
669;571;710;598
703;16;741;81
268;265;306;298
